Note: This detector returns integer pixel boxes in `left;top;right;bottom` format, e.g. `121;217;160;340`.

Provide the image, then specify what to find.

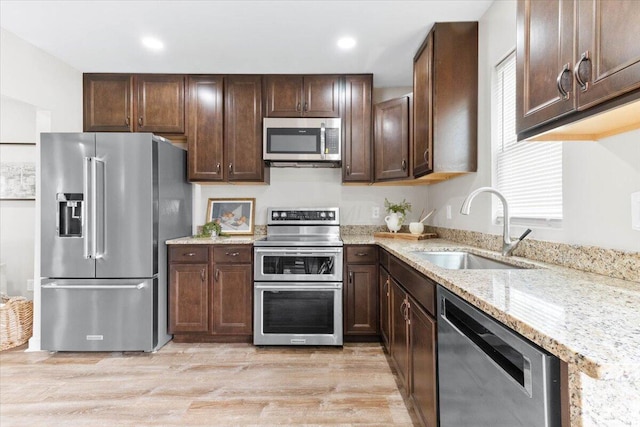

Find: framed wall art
206;198;255;235
0;143;36;200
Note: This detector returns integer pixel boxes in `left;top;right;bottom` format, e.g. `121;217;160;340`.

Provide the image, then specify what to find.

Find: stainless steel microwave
263;117;341;166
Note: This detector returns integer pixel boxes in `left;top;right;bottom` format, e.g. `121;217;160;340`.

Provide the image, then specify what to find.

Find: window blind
494;52;563;222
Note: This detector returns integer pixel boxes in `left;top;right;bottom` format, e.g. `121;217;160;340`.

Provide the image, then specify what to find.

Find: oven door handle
254;284;342;290
255;248;342;254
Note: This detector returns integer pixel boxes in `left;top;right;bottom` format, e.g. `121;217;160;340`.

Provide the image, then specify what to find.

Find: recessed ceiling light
337;37;356;50
142;36;164;51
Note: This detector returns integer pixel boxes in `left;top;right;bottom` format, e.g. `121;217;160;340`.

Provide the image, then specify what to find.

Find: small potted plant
384;198;411;232
199;221;222;238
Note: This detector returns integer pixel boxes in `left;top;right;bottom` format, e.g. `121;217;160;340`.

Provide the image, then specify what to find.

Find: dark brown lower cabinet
382;251;438;427
379;267;391;350
409;296;438;427
390;278;410;388
169;245;252;342
343;245;379;340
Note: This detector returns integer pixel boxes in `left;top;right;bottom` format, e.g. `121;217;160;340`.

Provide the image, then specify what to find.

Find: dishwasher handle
441;296;533;396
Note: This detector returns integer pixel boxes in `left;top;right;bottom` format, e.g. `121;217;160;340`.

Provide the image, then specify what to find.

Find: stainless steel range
253;207;343;346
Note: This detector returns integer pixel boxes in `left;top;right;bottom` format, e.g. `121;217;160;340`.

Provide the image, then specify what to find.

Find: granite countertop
167;235;262;245
169;233;639;380
343;235;640;382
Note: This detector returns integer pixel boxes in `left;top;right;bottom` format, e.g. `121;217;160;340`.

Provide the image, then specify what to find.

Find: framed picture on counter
206;198;255;235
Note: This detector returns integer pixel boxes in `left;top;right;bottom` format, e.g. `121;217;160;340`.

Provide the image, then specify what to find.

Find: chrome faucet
460;187;531;257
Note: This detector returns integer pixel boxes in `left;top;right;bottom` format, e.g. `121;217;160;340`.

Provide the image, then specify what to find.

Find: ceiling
0;0;493;87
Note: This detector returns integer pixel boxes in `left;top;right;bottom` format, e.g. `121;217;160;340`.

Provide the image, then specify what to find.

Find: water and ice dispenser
57;193;83;237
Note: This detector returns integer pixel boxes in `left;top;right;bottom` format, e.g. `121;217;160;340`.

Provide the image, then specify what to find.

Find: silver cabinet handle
348;270;353;283
574;51;590;92
216;162;221;173
215;269;219;282
401;159;407;171
138;116;143;126
125;116;130;126
346;164;351;176
201;269;206;282
184;252;196;257
355;252;368;257
228;163;233;174
556;63;571;100
225;252;240;257
296;102;301;112
303;102;308;112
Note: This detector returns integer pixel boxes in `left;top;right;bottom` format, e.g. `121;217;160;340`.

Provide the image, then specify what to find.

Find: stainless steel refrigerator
40;133;192;352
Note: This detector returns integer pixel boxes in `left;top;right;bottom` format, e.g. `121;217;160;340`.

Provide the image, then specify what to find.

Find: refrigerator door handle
41;282;147;290
83;157;94;259
93;158;106;259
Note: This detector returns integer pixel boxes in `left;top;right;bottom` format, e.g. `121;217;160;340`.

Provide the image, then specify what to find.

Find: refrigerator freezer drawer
41;278;157;352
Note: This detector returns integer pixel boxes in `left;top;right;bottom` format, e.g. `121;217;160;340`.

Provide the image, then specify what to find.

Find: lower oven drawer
254;247;343;282
253;282;343;346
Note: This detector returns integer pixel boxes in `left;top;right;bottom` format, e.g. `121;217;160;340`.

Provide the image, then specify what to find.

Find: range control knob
320;212;326;218
281;212;287;218
328;212;334;218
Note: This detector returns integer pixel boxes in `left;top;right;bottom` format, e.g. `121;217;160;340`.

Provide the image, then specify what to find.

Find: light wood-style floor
0;342;418;426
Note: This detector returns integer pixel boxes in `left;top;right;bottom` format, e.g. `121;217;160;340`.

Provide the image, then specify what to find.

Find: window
493;51;562;225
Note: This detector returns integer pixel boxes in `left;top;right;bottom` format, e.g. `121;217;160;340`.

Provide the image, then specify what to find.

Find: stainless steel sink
411;251;528;270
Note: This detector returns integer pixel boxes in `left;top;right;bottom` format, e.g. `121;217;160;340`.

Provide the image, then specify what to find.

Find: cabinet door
344;264;379;336
169;263;209;333
136;74;185;133
83;74;133;132
413;33;433;177
374;97;410;181
187;75;224;181
343;75;373;182
379;267;391;352
212;264;253;335
516;0;576;135
264;75;304;117
303;75;342;117
576;0;640;109
409;297;438;427
390;279;409;390
225;75;266;182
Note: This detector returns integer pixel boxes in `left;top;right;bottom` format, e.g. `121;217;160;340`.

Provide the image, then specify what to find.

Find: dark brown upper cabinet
224;75;267;182
516;0;640;141
516;0;576;137
412;22;478;181
187;75;224;182
83;74;134;132
374;96;411;181
265;75;342;117
342;75;373;183
83;73;185;134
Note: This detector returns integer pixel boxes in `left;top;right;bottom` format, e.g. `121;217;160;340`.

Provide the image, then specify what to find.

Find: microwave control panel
325;128;340;154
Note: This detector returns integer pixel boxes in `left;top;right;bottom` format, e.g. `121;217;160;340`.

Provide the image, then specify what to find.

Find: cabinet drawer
390;255;436;317
346;245;377;264
213;246;252;264
169;246;209;263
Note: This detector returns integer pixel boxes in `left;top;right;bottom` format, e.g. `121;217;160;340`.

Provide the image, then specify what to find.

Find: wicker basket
0;296;33;351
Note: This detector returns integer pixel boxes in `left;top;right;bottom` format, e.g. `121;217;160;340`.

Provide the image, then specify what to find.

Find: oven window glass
267;128;320;154
263;290;334;334
262;255;335;275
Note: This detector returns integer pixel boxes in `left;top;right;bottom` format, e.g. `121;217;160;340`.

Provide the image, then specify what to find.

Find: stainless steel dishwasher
437;286;561;427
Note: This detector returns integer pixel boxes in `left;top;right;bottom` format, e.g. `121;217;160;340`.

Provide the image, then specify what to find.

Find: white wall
0;27;82;350
195;168;428;229
426;0;640;253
